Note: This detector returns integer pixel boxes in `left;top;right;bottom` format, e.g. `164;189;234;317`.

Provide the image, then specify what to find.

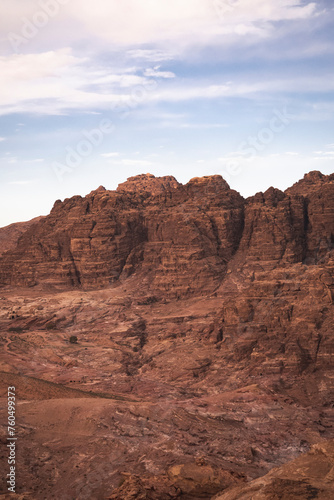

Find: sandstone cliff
0;174;245;293
0;171;332;294
0;216;44;256
0;171;333;499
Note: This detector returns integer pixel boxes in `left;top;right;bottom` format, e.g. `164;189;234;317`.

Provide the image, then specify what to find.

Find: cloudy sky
0;0;333;227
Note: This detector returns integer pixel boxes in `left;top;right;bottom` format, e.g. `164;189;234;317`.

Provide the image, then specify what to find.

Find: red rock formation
0;171;333;499
234;171;334;271
116;173;181;196
1;172;332;292
214;439;334;499
286;171;334;263
0;174;245;294
0;216;44;256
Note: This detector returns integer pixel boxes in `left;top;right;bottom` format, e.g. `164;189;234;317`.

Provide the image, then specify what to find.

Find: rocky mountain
0;216;43;256
0;171;333;499
0;171;332;292
0;174;244;292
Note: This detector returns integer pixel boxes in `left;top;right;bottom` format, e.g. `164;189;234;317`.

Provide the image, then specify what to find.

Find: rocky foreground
0;171;333;499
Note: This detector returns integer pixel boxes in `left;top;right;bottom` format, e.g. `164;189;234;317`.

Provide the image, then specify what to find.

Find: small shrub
69;335;78;344
46;322;56;330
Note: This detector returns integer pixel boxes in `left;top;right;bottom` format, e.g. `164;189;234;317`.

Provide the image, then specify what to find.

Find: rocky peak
303;170;325;182
188;174;229;188
185;175;231;196
248;187;285;206
116;173;180;196
285;170;333;196
89;185;106;195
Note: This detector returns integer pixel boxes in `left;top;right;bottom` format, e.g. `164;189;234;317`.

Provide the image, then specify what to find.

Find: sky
0;0;333;227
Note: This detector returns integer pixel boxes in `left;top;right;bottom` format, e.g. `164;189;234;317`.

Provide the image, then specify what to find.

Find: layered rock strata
0;172;332;296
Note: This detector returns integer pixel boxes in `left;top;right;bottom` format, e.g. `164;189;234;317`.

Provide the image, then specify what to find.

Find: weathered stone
0;171;333;499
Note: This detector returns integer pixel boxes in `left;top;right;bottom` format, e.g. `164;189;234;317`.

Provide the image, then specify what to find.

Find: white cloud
0;44;333;117
159;122;228;129
101;152;120;158
127;50;174;62
0;49;157;115
7;180;34;185
0;137;6;142
0;49;234;115
120;159;155;167
312;147;334;161
0;0;319;56
62;0;318;48
144;67;176;79
106;158;156;168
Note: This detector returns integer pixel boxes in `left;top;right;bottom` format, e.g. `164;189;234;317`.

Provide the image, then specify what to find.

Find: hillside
0;171;333;499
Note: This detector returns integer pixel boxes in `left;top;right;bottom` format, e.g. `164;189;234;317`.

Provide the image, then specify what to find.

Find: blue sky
0;0;333;227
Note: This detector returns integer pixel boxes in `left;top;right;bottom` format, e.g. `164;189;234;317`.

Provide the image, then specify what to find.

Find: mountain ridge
0;170;332;293
0;170;333;498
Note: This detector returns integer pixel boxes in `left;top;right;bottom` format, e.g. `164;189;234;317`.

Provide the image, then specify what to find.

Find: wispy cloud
0;49;157;115
107;158;155;167
312;145;334;160
158;122;229;129
0;0;333;229
7;180;35;186
0;0;321;57
100;152;120;158
127;50;174;62
2;47;333;117
24;158;45;163
63;0;318;48
144;67;176;79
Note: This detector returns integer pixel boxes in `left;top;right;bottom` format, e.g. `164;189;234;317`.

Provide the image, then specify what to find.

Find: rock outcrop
0;174;245;294
214;439;334;499
116;173;181;196
0;170;333;499
0;171;332;294
0;216;43;256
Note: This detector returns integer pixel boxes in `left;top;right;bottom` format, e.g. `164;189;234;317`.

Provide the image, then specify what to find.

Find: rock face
0;171;332;294
108;463;245;500
116;173;181;195
214;439;334;500
0;216;44;256
236;171;334;270
0;174;245;294
0;171;333;499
